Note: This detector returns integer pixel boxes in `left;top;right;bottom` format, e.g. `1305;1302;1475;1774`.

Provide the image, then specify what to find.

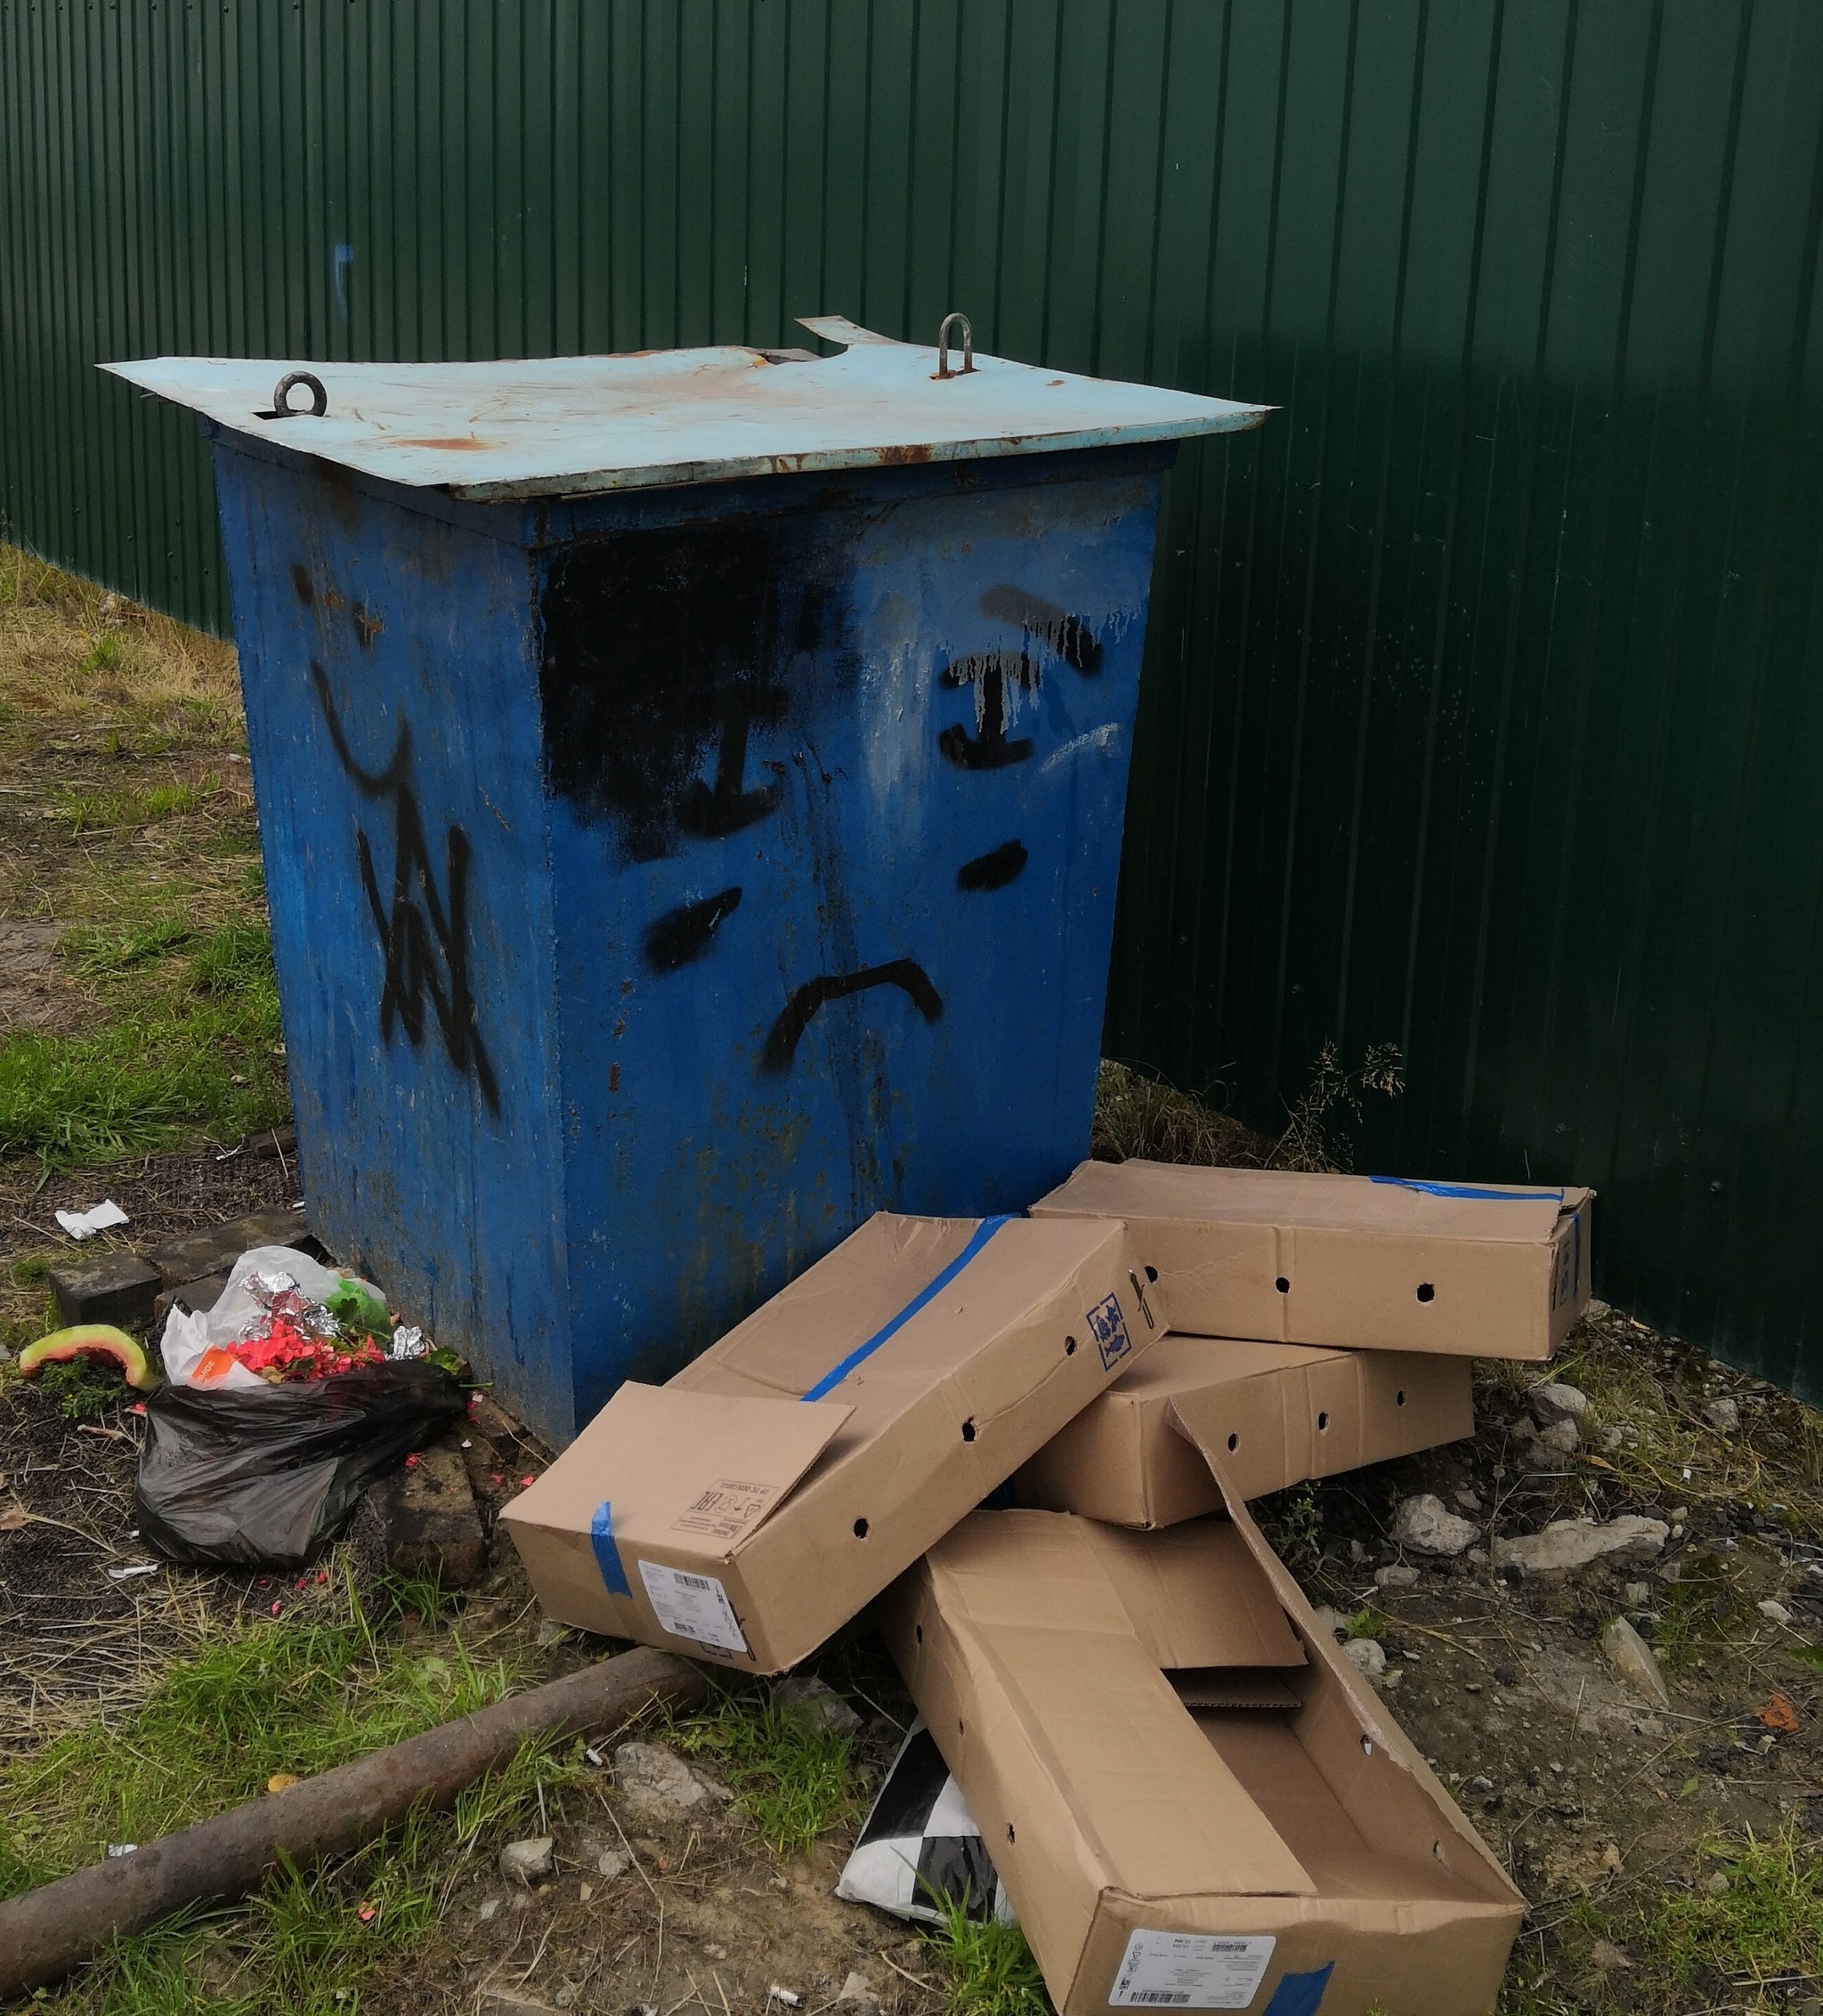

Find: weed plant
923;1896;1051;2016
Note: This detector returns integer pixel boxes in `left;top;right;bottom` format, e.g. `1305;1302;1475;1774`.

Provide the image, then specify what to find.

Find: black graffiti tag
937;651;1037;770
311;662;501;1113
760;960;944;1075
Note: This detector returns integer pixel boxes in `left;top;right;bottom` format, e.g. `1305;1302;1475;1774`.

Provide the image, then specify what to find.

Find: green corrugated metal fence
5;0;1823;1391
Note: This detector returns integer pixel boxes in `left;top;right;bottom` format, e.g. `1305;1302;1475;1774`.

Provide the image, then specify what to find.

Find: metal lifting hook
935;312;975;379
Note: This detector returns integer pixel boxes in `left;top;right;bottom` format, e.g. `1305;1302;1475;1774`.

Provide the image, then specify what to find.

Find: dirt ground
7;549;1823;2015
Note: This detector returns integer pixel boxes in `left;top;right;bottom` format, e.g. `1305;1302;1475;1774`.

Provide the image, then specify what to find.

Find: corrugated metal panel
4;0;1822;1391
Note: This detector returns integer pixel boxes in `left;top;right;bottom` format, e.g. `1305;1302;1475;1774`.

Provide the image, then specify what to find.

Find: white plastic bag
159;1245;385;1391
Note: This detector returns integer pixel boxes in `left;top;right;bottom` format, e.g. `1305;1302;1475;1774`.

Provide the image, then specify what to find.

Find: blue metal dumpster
109;320;1268;1444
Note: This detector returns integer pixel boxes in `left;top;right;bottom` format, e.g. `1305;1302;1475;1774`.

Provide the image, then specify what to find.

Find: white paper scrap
1108;1931;1276;2009
636;1559;749;1655
55;1198;129;1240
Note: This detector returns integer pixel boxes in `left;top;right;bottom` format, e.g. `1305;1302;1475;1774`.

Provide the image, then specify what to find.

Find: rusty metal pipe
0;1644;704;1998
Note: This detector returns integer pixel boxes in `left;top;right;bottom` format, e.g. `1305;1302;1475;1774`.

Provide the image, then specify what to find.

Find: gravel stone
1600;1615;1671;1709
498;1836;555;1884
1393;1494;1480;1558
1529;1382;1590;1424
1491;1517;1669;1577
614;1741;729;1813
1342;1638;1387;1680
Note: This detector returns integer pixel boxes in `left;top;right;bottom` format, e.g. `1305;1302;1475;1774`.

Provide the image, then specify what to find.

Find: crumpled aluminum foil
390;1324;429;1360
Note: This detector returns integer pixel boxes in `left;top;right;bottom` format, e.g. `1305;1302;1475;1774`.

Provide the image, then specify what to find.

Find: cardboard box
1033;1160;1592;1360
501;1211;1161;1673
880;1492;1523;2014
1012;1333;1474;1526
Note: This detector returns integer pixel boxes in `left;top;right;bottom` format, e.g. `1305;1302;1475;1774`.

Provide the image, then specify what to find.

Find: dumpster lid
102;316;1271;503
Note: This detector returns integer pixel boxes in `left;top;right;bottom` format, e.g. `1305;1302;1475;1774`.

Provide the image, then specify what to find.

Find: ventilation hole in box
1432;1840;1444;1859
1064;1334;1077;1356
1227;1432;1239;1452
1416;1282;1436;1302
1317;1411;1329;1432
853;1518;869;1539
961;1418;976;1443
914;1624;923;1645
958;1718;966;1736
1275;1276;1290;1294
1397;1389;1407;1406
1144;1265;1158;1283
1360;1737;1374;1757
1006;1824;1016;1843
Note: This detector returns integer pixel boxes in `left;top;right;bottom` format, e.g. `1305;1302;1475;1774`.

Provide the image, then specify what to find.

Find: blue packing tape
1371;1175;1565;1204
590;1500;631;1597
801;1215;1017;1404
1262;1963;1334;2015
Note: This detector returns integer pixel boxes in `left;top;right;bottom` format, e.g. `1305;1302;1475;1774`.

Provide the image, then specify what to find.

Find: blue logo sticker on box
1086;1292;1132;1371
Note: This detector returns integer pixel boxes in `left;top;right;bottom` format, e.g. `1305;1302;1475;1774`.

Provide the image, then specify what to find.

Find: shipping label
1086;1291;1134;1372
636;1559;749;1656
1107;1930;1276;2009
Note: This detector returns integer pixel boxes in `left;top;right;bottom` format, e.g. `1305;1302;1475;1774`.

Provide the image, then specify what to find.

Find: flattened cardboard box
1033;1161;1592;1361
880;1482;1523;2014
1013;1333;1474;1526
501;1211;1160;1673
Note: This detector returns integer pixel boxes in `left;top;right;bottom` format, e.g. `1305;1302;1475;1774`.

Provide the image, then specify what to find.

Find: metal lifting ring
936;312;975;379
270;370;328;418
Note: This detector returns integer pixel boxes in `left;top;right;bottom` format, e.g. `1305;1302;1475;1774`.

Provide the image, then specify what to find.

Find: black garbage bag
136;1364;467;1570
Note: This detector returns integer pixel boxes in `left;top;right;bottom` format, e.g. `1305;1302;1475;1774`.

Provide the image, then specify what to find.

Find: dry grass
1090;1059;1268;1167
0;544;240;745
0;544;286;1166
1476;1306;1823;1544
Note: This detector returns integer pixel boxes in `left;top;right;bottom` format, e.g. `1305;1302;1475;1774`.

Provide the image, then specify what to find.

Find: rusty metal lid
102;315;1270;504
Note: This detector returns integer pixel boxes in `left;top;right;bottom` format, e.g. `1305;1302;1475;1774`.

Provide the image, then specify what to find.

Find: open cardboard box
501;1211;1162;1672
1013;1333;1474;1526
1033;1161;1592;1361
880;1422;1523;2014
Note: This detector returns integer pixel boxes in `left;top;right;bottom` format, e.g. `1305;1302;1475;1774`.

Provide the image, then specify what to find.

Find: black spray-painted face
533;512;1114;1092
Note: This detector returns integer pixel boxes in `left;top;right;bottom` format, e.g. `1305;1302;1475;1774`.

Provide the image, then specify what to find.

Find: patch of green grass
51;778;212;836
83;631;124;673
142;778;210;819
0;919;285;1162
0;1574;533;1901
924;1897;1051;2016
1639;1826;1823;2004
53;788;135;835
664;1677;859;1856
45;1741;582;2015
190;919;274;996
0;989;286;1162
62;916;194;976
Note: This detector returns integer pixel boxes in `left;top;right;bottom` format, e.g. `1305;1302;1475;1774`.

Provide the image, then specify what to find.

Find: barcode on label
677;1572;713;1590
1127;1992;1188;2004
